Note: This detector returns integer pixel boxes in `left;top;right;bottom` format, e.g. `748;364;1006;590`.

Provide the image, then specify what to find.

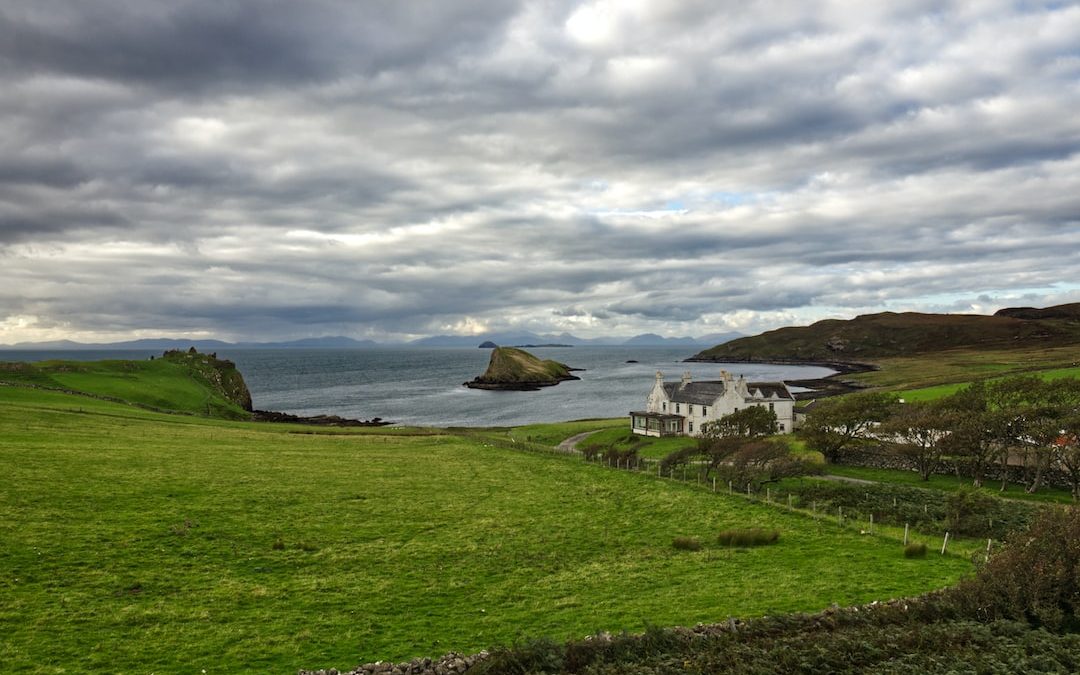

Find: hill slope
465;346;581;390
691;304;1080;364
0;348;252;418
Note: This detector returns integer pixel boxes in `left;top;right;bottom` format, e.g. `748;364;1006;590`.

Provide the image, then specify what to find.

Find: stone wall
833;446;1074;491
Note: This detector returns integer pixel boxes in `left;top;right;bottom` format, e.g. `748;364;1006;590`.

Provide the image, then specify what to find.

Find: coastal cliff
464;346;581;391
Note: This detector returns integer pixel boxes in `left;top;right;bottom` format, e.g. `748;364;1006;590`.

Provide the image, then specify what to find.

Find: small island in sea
464;346;581;391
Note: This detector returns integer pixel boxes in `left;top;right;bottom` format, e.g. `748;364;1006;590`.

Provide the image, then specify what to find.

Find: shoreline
684;355;878;399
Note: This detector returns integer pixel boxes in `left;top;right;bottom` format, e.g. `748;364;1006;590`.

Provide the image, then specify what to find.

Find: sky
2;0;1080;344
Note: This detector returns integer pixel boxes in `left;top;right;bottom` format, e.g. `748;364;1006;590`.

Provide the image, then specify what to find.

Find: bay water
2;347;835;427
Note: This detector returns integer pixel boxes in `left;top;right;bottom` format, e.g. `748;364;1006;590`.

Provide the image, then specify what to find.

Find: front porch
629;411;685;437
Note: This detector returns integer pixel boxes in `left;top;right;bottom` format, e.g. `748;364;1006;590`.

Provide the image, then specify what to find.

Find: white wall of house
643;370;795;436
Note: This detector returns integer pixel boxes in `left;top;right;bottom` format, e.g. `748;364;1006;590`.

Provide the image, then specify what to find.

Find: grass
823;465;1074;504
843;344;1080;391
0;386;972;673
577;427;696;459
899;364;1080;402
503;418;624;447
0;355;249;418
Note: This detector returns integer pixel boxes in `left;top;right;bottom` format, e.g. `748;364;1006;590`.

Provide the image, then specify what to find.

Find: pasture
0;386;972;673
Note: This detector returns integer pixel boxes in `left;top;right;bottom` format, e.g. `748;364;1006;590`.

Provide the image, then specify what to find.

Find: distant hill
994;302;1080;321
624;332;743;346
690;303;1080;363
3;331;744;350
0;336;379;350
464;347;581;390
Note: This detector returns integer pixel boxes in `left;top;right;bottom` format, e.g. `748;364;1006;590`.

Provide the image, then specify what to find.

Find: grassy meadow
844;344;1080;391
0;385;972;673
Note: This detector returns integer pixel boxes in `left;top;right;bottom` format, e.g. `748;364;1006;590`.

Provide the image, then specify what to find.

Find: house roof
661;380;793;405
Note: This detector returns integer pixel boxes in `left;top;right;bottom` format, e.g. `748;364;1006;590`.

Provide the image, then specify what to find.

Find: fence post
713;477;717;493
766;487;770;503
941;532;950;555
728;480;733;495
903;523;909;546
985;538;992;563
869;513;874;534
787;494;793;508
746;483;751;497
838;506;843;527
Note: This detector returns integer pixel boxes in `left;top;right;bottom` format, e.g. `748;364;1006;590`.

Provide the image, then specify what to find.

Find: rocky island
464;346;581;391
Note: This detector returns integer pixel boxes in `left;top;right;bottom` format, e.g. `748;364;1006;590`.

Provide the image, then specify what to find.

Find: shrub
904;542;927;558
947;506;1080;630
717;528;779;547
672;536;702;551
602;447;641;468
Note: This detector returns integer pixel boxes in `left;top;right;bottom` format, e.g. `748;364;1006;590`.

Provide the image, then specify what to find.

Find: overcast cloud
2;0;1079;343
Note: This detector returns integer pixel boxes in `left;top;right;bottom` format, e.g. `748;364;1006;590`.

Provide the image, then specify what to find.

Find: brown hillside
994;303;1080;321
690;304;1080;364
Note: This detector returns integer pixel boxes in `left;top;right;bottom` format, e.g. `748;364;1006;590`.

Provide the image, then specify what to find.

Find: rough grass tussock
671;536;702;551
717;528;780;547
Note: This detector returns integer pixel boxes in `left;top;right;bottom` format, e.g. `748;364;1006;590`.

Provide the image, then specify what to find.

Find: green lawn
576;426;697;459
1;387;972;673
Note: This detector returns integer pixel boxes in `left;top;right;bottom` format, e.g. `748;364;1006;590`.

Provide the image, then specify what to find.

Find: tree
936;376;1076;490
715;439;815;491
798;392;898;463
703;406;778;438
1055;421;1080;501
878;400;949;480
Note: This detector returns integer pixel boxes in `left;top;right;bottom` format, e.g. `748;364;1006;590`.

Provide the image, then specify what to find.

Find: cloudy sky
2;0;1079;343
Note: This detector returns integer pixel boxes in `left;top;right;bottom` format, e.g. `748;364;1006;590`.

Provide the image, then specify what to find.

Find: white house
629;370;796;437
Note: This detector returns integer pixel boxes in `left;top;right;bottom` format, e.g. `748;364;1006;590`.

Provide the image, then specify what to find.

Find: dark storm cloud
2;0;1080;342
1;1;520;90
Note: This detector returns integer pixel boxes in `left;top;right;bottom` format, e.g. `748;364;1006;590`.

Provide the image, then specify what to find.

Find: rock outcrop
464;346;581;391
161;348;253;411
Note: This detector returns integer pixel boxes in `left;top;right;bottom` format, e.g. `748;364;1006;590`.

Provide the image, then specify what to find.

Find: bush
904;542;927;558
672;536;702;551
948;506;1080;630
717;528;779;547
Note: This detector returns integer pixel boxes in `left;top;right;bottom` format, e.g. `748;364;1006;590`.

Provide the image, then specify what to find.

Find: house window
689;421;694;433
779;423;785;432
687;404;693;415
675;403;680;413
662;402;667;412
769;402;775;411
702;406;708;416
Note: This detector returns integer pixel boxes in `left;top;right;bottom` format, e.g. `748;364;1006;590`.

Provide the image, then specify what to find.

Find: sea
1;347;836;428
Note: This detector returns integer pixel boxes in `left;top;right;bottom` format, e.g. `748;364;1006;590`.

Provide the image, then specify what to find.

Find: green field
576;426;697;459
0;354;250;419
0;385;973;673
898;364;1080;402
842;344;1080;391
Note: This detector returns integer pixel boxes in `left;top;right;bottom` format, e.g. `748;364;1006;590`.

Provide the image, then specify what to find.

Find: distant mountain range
1;331;744;351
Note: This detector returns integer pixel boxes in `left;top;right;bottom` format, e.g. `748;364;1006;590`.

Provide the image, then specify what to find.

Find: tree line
800;376;1080;497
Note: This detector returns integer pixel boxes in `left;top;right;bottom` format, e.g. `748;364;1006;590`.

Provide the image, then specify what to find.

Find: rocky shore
684;356;877;399
252;410;392;427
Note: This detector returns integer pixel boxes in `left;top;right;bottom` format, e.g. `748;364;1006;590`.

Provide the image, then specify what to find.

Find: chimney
655;370;664;383
720;369;733;383
681;371;692;387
